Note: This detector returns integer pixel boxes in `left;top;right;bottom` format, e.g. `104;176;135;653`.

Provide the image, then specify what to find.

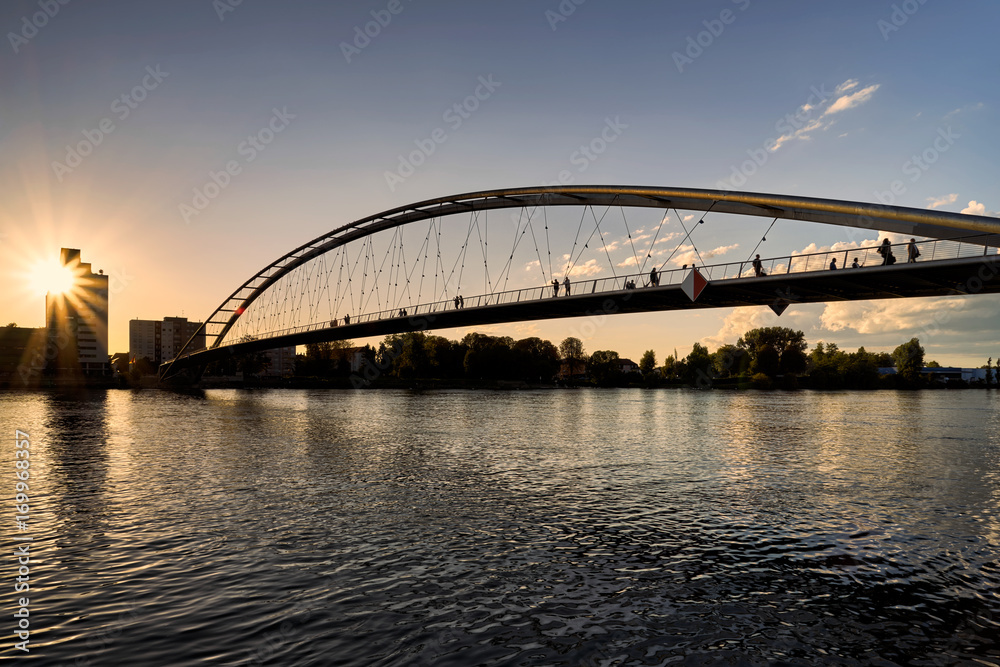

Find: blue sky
2;0;998;365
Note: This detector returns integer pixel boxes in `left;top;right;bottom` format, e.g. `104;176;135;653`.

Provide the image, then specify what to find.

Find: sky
1;0;999;367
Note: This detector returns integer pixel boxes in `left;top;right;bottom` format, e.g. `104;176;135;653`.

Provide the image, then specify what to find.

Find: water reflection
0;388;996;665
44;389;111;537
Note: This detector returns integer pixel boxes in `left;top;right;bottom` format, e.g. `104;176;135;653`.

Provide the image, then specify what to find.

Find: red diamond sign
681;268;707;302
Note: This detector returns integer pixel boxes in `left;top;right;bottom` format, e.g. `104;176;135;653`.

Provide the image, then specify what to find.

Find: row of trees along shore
290;327;1000;390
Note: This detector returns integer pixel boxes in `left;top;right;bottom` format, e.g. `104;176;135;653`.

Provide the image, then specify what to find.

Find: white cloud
701;306;782;350
961;200;999;217
944;102;984;121
819;298;968;335
927;193;958;209
823;84;880;116
772;119;824;151
667;243;739;268
682;214;694;222
835;79;859;95
771;80;880;153
567;258;604;277
654;232;683;245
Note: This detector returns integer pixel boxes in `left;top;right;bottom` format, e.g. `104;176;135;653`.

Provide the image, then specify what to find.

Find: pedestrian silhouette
551;279;559;297
877;239;895;265
563;276;571;295
752;255;764;277
829;258;837;270
907;238;920;263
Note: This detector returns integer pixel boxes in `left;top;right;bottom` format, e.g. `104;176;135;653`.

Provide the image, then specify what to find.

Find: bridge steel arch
162;185;1000;378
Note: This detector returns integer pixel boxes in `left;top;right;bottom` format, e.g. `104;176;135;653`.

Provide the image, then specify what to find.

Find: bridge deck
163;254;1000;375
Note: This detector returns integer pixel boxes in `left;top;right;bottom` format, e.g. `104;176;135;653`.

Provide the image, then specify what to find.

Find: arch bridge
160;185;1000;381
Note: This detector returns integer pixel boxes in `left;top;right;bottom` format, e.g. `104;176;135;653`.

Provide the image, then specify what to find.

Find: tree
712;344;747;378
892;337;924;384
425;335;466;378
737;327;808;378
872;351;894;368
639;350;657;376
559;337;586;376
512;337;560;381
128;356;157;383
683;342;713;386
384;332;430;378
751;344;780;377
462;333;515;379
300;339;354;376
807;341;850;388
661;355;679;381
587;349;622;386
840;347;880;389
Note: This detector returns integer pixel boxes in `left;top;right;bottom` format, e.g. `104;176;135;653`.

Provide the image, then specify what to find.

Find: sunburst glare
28;257;76;296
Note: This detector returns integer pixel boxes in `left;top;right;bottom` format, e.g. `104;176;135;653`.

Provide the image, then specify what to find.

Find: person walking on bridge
877;239;895;265
551;278;559;297
563;276;571;296
649;267;659;286
752;254;764;277
907;238;920;263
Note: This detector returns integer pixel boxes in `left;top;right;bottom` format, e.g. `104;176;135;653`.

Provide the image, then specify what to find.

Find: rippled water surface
2;388;999;665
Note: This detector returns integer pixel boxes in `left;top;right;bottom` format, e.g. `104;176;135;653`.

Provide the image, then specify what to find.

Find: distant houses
878;366;988;383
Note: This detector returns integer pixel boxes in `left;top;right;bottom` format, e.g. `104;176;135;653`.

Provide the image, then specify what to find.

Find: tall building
129;317;206;366
46;248;109;375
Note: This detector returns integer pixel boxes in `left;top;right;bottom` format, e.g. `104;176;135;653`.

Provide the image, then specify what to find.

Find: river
1;388;998;665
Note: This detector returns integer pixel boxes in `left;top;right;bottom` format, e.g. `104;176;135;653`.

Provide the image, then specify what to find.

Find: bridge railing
214;234;998;350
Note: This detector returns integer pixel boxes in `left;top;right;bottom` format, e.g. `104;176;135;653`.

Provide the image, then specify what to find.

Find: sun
28;258;76;296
